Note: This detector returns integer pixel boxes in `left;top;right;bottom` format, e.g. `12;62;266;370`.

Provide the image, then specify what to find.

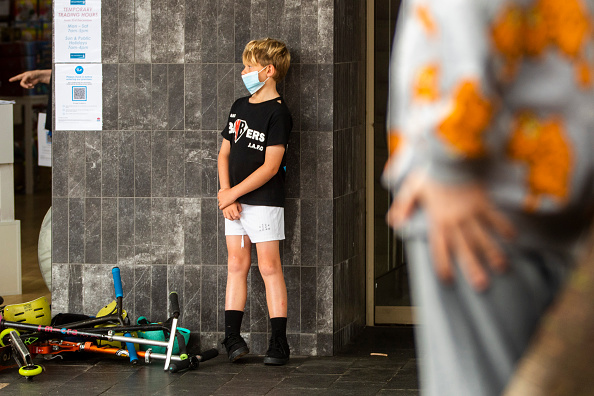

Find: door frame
365;0;375;326
365;0;415;326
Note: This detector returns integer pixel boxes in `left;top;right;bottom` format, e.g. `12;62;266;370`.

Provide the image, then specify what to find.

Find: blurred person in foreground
383;1;594;395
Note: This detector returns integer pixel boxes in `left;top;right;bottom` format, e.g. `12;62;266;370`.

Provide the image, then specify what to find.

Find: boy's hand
218;188;238;210
222;202;242;220
387;171;516;292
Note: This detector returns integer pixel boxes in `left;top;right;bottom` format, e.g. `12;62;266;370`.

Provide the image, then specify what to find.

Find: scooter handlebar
112;267;123;298
169;292;180;318
168;349;219;373
198;348;219;362
124;333;139;365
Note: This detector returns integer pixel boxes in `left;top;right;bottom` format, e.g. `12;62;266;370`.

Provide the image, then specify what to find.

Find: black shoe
264;336;290;365
221;333;249;362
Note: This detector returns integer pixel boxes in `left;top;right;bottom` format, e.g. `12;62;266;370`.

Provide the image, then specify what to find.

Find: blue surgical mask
242;66;269;94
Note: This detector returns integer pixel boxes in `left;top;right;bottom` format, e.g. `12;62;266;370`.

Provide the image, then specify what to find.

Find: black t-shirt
221;96;292;207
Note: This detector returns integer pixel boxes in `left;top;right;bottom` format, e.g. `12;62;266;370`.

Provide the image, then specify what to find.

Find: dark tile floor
0;326;418;395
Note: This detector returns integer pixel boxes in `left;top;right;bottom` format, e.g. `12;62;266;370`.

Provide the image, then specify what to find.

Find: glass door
367;0;414;325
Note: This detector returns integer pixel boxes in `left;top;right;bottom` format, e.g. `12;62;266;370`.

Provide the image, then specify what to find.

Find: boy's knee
228;256;251;274
258;260;282;277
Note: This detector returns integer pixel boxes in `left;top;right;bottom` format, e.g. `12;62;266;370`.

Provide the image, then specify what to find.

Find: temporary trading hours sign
54;0;101;63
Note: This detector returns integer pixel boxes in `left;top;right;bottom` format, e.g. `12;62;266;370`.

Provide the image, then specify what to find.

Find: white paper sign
55;64;103;131
37;113;52;167
54;0;101;63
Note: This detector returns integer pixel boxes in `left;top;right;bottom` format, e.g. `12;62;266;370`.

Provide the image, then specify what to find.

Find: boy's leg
256;240;290;365
225;235;252;311
222;234;252;362
256;240;287;317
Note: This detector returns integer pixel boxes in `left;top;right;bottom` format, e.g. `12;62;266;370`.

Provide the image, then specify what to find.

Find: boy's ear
266;64;277;80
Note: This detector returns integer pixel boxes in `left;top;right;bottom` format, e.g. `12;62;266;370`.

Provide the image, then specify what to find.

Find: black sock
270;317;287;340
225;310;244;338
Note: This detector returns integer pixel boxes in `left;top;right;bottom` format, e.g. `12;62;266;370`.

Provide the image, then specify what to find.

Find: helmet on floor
3;296;51;326
96;300;129;320
95;301;134;349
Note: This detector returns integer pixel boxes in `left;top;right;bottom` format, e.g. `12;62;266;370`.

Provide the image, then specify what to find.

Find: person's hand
9;70;51;89
387;171;516;291
218;188;238;210
222;202;242;220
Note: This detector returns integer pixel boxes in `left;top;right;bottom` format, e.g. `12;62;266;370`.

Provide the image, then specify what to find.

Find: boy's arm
218;139;232;190
218;139;243;220
218;144;285;209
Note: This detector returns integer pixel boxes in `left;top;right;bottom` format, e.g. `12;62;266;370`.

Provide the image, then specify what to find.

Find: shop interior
0;0;52;305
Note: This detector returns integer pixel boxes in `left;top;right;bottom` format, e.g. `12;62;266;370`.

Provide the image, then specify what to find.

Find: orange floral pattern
414;64;440;101
387;130;403;156
491;4;524;81
492;5;524;58
416;5;437;36
490;0;593;86
541;0;591;58
507;113;572;211
384;130;404;172
576;59;593;87
524;6;548;56
438;81;493;158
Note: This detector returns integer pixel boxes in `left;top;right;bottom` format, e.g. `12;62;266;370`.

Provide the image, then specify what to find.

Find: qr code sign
72;86;87;101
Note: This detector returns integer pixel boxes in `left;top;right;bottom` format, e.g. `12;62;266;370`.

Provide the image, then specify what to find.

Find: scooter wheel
0;328;19;347
19;365;43;377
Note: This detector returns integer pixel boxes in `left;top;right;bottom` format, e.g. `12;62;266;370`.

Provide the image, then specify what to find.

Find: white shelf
0;102;22;296
0;220;22;296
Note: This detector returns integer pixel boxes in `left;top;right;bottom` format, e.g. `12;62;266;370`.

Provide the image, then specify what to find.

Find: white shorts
224;204;285;243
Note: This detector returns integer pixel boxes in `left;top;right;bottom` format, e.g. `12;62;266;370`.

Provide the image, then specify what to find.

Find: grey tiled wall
52;0;365;356
333;0;367;352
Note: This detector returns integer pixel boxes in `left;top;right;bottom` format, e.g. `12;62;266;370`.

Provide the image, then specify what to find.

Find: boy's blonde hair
243;38;291;82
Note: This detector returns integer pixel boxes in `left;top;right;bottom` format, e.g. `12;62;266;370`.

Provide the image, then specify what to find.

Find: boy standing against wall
217;38;292;366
